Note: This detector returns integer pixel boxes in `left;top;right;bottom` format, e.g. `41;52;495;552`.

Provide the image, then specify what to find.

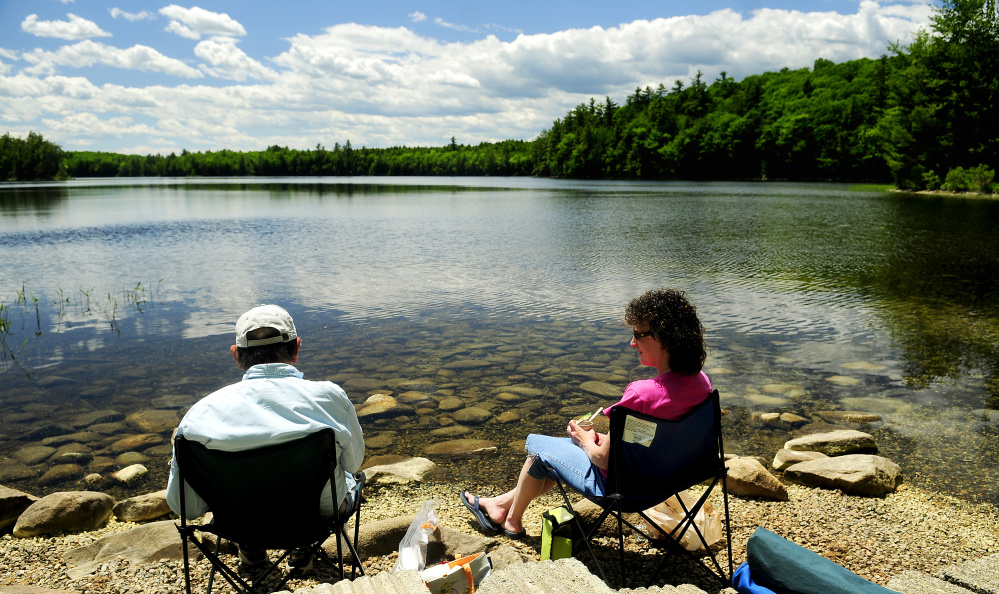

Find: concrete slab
937;553;999;594
477;558;614;594
888;570;974;593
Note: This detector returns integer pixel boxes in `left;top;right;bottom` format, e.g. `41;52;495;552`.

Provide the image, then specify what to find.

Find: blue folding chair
546;389;733;588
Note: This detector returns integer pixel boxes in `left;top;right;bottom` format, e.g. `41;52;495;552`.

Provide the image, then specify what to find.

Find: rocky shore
1;477;997;594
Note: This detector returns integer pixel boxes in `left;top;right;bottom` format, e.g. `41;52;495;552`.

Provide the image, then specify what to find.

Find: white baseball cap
235;305;298;348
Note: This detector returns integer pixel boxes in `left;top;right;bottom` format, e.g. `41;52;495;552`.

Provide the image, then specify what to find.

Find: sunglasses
633;329;654;340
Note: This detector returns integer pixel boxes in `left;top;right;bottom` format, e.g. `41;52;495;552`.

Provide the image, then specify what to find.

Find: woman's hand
567;420;610;470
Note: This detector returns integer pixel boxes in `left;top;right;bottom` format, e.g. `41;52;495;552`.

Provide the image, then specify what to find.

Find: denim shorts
525;434;606;497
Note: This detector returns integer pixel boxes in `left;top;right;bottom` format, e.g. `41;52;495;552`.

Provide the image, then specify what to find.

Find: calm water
1;177;998;504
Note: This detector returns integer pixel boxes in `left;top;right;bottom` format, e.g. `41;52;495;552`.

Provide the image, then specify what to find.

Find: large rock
424;439;498;458
362;457;438;486
784;430;878;455
772;448;828;471
725;458;788;501
63;520;197;579
0;485;39;532
113;490;172;522
783;454;903;496
13;492;114;537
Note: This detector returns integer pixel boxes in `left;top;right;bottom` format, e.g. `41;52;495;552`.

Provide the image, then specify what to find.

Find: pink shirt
604;370;712;420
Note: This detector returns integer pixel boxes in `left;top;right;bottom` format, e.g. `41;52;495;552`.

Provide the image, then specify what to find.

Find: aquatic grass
0;280;163;376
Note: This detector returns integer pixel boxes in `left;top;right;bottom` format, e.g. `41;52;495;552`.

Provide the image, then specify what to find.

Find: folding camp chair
174;428;365;594
546;389;732;588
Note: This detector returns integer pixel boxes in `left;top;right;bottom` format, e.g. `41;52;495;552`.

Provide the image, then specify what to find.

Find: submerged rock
112;464;148;485
13;445;56;466
579;381;621;398
363;457;437;486
826;375;861;386
424;439;498;458
125;410;179;434
110;433;163;453
452;407;491;425
38;464;85;486
815;410;883;424
357;394;412;419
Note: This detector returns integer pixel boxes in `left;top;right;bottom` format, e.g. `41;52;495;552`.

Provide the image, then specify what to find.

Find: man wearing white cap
165;304;364;573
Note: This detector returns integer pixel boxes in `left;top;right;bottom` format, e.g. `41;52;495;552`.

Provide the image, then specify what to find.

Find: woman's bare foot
464;491;508;526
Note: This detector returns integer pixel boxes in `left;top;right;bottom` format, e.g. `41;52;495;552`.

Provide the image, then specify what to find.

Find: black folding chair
174;428;365;594
546;389;732;588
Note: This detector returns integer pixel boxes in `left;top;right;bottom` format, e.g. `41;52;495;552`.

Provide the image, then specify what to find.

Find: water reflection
0;179;997;504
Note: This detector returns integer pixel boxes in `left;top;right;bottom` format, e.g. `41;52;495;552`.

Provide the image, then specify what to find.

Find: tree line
2;0;995;191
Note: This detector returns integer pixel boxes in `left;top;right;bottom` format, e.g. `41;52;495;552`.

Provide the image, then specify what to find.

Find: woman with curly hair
461;288;712;538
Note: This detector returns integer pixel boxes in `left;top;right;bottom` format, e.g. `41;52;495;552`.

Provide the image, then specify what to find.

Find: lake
1;177;997;504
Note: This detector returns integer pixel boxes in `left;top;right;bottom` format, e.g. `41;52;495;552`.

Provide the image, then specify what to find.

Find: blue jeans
525;434;606;497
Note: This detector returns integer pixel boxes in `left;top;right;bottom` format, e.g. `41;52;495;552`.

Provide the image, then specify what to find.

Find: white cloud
195;37;278;81
1;2;934;153
484;23;524;35
109;8;156;22
409;12;427;23
434;18;478;33
21;13;112;40
165;20;201;40
21;40;204;78
159;5;247;40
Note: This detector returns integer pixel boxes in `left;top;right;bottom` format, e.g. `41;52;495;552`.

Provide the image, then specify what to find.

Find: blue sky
0;0;935;155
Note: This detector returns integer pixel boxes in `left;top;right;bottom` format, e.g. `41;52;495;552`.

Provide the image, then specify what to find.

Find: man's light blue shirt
166;363;364;519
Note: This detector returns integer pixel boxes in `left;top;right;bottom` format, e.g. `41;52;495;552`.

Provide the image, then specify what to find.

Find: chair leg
352;507;362;579
180;531;193;594
616;500;627;589
551;477;608;584
205;537;221;594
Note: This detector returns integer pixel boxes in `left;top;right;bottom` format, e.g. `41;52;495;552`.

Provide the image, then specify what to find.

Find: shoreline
2;479;997;593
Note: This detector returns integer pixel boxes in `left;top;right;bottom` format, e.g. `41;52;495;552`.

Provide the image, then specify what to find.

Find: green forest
2;0;996;191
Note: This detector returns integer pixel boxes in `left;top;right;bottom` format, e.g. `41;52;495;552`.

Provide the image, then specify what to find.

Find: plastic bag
394;499;440;572
644;490;722;551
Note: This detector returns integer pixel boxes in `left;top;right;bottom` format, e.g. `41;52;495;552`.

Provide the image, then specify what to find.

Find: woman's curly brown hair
624;288;706;375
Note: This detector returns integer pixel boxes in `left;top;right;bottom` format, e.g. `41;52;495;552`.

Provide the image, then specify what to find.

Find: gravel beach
2;480;997;593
